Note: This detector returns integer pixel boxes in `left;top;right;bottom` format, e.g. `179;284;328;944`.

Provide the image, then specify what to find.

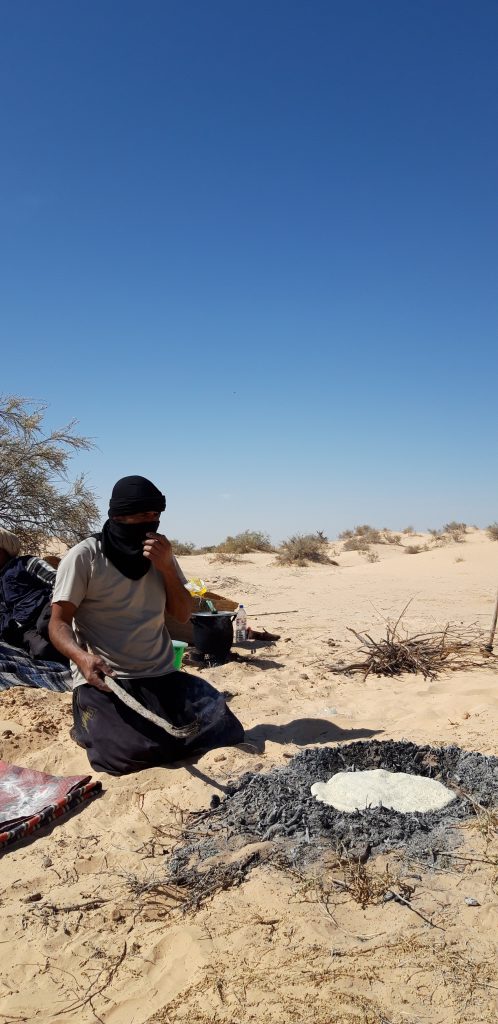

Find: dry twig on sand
330;614;493;680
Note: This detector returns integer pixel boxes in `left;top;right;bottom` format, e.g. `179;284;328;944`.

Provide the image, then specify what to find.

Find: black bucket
191;612;236;661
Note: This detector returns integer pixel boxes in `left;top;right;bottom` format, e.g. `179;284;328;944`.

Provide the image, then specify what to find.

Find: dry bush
216;530;274;554
276;532;336;566
208;552;245;565
0;394;99;553
365;551;379;563
444;520;468;534
404;544;426;554
429;529;451;546
486;522;498;541
353;524;383;542
343;537;370;552
384;532;401;544
402;525;415;534
340;524;402;546
171;539;198;556
442;521;467;543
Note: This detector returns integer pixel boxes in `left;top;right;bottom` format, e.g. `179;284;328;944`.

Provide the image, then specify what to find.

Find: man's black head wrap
108;476;166;518
100;476;166;580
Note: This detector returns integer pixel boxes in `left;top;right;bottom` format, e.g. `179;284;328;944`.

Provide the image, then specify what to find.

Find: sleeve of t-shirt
52;540;93;608
172;555;187;585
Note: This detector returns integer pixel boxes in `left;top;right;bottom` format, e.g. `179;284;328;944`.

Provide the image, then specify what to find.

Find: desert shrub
402;526;415;534
217;530;274;554
452;531;466;543
486;523;498;541
209;552;245;565
444;521;468;534
343;537;370;552
341;524;404;546
353;524;382;542
276;532;335;566
404;544;427;554
443;522;467;543
340;524;383;544
428;529;452;546
171;539;197;556
344;537;370;552
0;394;99;553
365;551;379;563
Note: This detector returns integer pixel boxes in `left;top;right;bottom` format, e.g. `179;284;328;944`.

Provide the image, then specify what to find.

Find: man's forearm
161;568;193;623
49;619;86;667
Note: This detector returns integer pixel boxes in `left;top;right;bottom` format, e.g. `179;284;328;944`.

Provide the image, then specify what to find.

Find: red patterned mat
0;761;102;850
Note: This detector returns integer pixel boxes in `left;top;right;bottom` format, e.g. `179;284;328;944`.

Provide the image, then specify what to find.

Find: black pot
190;612;236;660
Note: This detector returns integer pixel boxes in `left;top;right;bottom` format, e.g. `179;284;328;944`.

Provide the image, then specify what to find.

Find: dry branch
330;619;493;680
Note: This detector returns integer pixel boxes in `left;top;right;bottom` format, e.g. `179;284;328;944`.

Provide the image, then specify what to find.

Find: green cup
172;640;188;671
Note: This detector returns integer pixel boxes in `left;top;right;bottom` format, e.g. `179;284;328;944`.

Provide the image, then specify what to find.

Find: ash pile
167;741;497;903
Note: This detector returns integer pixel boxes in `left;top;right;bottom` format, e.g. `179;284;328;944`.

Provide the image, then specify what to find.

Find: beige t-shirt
53;537;184;688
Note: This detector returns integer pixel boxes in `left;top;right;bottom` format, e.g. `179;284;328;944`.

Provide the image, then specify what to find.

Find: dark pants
72;672;244;775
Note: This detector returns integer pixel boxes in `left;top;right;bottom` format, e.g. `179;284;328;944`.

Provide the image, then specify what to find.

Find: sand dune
0;530;497;1022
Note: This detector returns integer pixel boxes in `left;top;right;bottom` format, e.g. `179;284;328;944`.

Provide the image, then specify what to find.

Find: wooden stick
250;609;299;617
484;587;498;652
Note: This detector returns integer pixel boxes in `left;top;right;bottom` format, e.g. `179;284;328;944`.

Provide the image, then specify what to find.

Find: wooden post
484;587;498;652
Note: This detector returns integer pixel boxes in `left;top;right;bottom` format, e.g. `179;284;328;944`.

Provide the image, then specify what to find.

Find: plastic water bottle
235;604;247;642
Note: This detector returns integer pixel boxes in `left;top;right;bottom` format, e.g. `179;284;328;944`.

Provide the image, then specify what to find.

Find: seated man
49;475;244;775
0;528;63;661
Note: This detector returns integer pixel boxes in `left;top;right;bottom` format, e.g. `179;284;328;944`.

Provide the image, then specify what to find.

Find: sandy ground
0;529;497;1023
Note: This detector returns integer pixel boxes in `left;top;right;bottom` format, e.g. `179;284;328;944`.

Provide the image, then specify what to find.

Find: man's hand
143;533;175;571
77;653;115;691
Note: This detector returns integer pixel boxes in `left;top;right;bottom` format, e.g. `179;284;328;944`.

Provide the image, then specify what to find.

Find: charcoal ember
164;740;498;899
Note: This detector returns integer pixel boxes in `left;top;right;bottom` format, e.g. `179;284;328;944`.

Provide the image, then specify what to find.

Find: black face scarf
98;475;166;580
101;518;160;580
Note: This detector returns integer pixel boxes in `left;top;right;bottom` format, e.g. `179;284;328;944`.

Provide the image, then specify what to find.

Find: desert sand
0;529;497;1023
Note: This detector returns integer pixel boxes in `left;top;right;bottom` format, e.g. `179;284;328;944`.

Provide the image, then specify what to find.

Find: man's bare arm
49;602;114;690
142;534;194;622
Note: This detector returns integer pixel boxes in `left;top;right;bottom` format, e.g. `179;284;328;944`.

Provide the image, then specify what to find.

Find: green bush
276;532;335;566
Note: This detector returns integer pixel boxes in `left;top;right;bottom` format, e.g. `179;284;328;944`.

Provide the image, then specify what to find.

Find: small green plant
487;523;498;541
276;532;336;566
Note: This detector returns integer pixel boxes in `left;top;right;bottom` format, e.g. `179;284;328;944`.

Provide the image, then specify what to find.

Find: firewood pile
331;619;492;680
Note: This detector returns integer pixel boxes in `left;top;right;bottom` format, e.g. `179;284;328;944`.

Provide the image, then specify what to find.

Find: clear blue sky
1;1;497;544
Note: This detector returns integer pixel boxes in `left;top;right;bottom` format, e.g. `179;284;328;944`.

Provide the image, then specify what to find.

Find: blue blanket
0;641;72;693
